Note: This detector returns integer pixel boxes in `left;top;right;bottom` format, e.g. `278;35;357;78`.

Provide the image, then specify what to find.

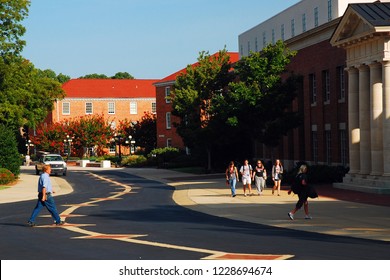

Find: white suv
35;154;67;176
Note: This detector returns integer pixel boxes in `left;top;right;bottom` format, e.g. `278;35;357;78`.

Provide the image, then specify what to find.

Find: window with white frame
165;87;171;103
340;128;347;166
62;102;70;115
302;13;306;32
338;66;346;101
281;24;285;41
325;128;332;165
272;29;275;44
314;7;319;27
328;0;332;22
309;73;317;104
166;138;172;148
130;101;137;114
247;41;250;53
166;112;171;129
151;102;156;113
85;102;93;114
311;126;318;164
255;37;258;52
262;31;266;48
291;19;295;37
323;70;330;103
108;102;115;114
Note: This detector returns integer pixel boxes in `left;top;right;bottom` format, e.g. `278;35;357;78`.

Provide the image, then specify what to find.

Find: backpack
291;174;303;194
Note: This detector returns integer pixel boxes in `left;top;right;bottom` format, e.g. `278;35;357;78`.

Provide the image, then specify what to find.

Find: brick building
154;52;239;150
44;78;157;156
48;79;158;128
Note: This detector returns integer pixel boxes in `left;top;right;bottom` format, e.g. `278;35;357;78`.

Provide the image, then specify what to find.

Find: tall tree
172;49;236;170
226;40;302;148
111;72;134;79
0;58;65;130
0;0;30;58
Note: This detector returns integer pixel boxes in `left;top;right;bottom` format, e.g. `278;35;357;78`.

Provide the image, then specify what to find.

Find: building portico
331;2;390;193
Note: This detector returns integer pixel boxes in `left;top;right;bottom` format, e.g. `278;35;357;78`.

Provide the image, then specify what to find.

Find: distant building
44;78;157;156
48;79;158;128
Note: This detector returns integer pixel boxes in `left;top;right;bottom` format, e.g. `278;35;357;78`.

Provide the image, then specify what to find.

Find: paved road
0;167;389;260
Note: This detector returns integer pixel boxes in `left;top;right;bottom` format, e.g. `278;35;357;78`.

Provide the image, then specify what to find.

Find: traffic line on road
52;172;294;260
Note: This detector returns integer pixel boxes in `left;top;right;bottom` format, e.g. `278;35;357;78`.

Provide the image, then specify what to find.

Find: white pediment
331;7;376;47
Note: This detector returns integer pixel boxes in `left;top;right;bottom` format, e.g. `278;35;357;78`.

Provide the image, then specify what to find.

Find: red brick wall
155;84;184;149
281;39;349;165
50;98;156;126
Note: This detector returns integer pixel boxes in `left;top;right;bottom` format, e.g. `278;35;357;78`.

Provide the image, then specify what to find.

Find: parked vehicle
35;154;67;176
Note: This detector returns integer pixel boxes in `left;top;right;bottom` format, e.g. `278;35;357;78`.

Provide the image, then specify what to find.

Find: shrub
121;155;147;167
0;168;15;185
0;125;21;176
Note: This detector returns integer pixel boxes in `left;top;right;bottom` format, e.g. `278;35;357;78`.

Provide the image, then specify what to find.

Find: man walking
27;165;64;227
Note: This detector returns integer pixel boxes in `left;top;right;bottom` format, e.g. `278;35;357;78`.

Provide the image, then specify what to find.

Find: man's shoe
288;212;294;220
27;221;36;227
55;221;65;226
305;215;312;220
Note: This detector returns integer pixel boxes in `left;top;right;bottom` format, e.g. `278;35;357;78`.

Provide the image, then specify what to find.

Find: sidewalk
1;166;390;242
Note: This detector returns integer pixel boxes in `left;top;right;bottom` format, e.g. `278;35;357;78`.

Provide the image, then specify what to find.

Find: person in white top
240;159;253;196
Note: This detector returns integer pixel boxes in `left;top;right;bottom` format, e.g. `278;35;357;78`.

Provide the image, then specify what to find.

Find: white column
347;67;360;174
382;61;390;176
358;65;371;175
370;62;383;176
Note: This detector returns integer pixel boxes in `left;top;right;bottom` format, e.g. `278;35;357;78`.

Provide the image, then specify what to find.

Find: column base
334;174;390;194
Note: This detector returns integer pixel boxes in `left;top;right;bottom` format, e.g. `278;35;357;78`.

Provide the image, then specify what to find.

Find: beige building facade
331;2;390;193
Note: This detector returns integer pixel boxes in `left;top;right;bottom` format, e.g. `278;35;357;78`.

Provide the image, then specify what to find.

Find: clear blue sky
22;0;299;79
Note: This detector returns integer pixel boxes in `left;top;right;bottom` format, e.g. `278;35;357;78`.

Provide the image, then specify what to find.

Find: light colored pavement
1;166;390;242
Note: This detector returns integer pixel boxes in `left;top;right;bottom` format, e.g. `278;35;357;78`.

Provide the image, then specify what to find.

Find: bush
0;168;15;185
0;125;21;176
121;155;147;167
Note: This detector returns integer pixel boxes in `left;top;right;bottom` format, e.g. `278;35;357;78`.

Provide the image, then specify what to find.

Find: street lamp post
114;133;123;163
25;139;34;155
125;135;136;155
64;134;73;161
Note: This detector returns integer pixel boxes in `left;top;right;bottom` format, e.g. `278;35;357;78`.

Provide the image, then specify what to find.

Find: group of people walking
226;159;316;220
225;159;284;197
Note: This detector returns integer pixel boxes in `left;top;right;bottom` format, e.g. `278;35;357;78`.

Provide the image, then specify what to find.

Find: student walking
240;159;253;196
272;159;283;196
288;164;317;220
252;160;267;195
226;161;239;197
27;165;65;227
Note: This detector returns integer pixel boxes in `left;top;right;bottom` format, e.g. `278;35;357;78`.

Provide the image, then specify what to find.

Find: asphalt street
0;167;389;260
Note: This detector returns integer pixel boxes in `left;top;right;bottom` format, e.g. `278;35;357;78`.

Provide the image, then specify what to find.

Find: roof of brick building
62;79;159;98
155;52;240;86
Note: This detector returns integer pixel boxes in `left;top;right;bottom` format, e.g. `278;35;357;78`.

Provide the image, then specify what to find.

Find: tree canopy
171;42;302;168
0;58;65;130
79;72;134;79
0;0;30;59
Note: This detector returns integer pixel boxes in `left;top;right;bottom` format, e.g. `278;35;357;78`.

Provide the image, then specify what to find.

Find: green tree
0;0;30;58
226;41;302;148
0;58;65;130
79;73;109;79
68;114;113;157
172;49;236;170
118;112;156;155
0;124;21;176
111;72;134;79
31;115;114;157
37;69;71;84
